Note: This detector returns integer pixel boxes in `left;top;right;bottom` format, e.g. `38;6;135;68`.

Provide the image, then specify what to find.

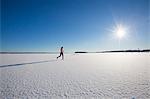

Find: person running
57;46;64;60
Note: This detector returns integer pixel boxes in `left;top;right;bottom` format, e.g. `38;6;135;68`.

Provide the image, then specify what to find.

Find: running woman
57;46;64;60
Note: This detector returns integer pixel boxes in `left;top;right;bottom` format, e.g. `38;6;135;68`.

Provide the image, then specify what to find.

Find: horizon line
0;48;150;54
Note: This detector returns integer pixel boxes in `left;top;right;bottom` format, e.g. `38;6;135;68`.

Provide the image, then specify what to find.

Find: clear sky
1;0;149;52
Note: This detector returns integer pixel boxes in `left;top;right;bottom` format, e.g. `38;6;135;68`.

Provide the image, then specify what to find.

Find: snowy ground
0;53;150;99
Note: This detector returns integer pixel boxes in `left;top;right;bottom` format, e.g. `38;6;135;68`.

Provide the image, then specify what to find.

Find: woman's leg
57;53;61;59
62;53;64;60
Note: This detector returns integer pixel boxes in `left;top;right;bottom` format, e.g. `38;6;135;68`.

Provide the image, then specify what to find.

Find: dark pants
57;52;64;60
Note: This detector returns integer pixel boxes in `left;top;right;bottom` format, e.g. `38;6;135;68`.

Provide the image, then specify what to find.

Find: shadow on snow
0;59;57;68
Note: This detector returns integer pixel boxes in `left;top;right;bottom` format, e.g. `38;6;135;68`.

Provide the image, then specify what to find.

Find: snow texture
0;53;150;99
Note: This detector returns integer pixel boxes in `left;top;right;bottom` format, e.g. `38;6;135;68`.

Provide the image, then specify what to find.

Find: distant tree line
75;49;150;53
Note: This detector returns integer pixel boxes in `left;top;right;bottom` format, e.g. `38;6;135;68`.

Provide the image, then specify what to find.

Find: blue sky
1;0;149;52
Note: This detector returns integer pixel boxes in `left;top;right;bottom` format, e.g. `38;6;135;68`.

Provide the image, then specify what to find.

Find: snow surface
0;53;150;99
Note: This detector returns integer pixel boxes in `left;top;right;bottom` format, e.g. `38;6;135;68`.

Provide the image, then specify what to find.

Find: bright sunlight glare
115;24;127;39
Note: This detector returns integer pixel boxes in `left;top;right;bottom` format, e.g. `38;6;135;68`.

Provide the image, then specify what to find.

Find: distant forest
75;49;150;53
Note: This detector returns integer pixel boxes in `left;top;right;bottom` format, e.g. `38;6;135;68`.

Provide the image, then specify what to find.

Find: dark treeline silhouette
75;51;88;53
100;49;150;53
75;49;150;53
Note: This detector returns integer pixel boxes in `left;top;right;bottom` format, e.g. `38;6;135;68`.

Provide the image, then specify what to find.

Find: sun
115;24;127;39
107;23;129;40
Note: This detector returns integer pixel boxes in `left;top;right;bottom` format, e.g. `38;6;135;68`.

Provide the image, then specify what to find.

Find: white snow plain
0;53;150;99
